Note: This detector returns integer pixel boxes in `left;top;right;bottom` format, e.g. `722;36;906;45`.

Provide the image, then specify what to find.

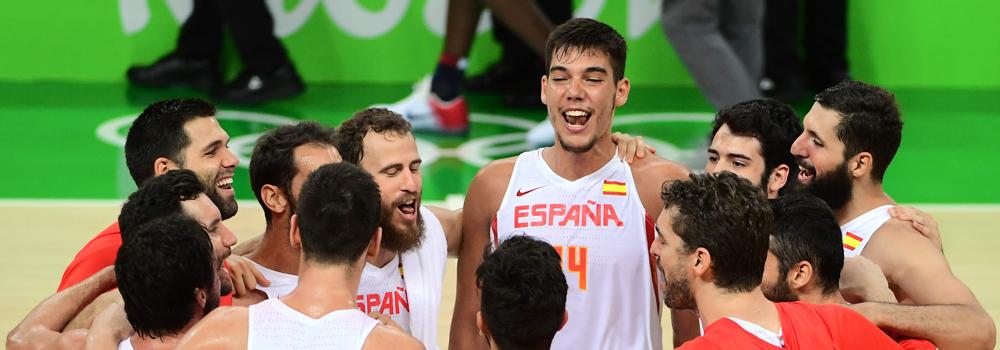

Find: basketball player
6;214;219;350
239;121;341;301
791;80;996;349
653;172;904;349
57;99;250;306
175;163;423;350
762;193;935;349
476;235;568;350
452;18;689;349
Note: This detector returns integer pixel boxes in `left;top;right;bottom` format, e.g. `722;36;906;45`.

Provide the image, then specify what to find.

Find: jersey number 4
553;245;588;290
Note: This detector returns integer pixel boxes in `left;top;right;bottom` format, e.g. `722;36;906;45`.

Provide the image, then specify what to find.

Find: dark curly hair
335;108;412;165
711;98;803;194
119;169;205;242
249;121;338;223
815;80;903;181
125;98;216;186
770;193;843;295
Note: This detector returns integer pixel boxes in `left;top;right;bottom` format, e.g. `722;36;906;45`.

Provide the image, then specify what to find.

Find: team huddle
7;18;996;350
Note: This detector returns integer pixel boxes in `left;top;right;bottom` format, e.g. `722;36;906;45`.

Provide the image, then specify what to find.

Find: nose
219;222;238;248
566;78;584;101
790;132;807;158
400;169;418;193
221;147;239;168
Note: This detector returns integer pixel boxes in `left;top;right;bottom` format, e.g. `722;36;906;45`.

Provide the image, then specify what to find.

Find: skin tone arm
175;307;249;350
888;206;942;251
7;266;117;350
449;159;514;350
851;220;996;350
426;206;464;256
84;302;132;350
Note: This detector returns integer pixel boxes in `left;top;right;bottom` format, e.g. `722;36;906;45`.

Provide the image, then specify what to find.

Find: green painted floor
1;82;997;203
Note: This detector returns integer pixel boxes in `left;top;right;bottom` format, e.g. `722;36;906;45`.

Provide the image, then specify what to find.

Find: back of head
546;18;627;83
296;162;381;264
249;121;338;223
711;99;803;193
116;214;216;339
335;108;412;165
815;80;902;181
119;169;205;239
770;193;844;295
660;172;773;292
477;236;567;350
125;98;217;186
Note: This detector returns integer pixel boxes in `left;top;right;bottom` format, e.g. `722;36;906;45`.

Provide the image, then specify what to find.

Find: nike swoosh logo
516;186;545;197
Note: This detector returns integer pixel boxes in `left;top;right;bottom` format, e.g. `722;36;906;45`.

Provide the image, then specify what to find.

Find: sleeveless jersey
493;149;663;349
247;299;378;350
250;260;298;300
358;254;411;334
840;205;893;257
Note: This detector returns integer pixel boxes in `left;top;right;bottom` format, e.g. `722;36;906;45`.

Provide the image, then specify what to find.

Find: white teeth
217;178;233;187
564;110;588;117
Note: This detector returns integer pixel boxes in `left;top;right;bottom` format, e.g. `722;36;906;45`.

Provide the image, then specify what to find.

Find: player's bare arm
7;266;117;350
174;306;249;350
852;219;996;350
426;206;463;255
449;157;515;350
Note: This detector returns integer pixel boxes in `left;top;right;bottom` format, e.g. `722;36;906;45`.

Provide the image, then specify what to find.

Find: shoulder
364;325;425;350
472;156;518;186
465;156;518;211
863;218;946;276
175;306;249;350
630;155;690;187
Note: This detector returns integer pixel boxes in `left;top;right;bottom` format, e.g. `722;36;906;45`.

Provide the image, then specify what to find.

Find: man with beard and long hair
790;80;995;349
58;99;242;296
652;172;904;349
6;214;220;350
452;19;689;350
761;193;935;350
335;108;462;349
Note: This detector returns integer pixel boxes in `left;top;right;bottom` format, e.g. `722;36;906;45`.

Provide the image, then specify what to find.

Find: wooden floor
2;201;998;348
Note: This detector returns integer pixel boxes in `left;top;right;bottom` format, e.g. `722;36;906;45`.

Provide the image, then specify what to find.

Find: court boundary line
1;199;999;212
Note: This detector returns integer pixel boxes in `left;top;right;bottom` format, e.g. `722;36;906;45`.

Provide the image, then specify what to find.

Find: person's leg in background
803;0;849;91
127;0;225;91
761;0;807;102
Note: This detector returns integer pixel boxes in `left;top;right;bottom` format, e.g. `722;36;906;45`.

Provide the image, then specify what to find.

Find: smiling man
452;18;689;349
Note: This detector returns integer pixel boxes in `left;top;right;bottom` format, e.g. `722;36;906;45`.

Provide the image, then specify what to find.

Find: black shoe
126;53;220;91
213;64;305;105
761;76;809;103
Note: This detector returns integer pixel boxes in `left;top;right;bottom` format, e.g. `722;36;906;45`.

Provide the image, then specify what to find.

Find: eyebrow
200;139;225;154
380;163;403;173
548;66;609;75
727;153;752;161
806;129;823;143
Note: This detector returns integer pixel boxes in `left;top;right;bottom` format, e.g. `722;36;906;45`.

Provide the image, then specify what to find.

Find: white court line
0;199;998;213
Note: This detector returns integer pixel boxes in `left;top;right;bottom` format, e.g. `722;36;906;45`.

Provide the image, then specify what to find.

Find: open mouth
216;176;234;192
797;159;816;184
562;109;592;132
396;196;418;220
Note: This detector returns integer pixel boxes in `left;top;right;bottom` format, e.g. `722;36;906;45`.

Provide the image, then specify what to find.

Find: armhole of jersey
495;153;527;212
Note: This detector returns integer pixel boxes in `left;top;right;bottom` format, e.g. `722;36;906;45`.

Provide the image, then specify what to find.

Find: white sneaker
374;75;469;134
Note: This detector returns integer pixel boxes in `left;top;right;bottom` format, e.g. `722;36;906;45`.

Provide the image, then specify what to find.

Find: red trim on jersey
491;214;499;248
645;214;661;313
603;180;626;186
845;231;863;241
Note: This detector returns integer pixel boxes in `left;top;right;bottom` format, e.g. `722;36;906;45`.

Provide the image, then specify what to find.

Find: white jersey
247;299;379;350
117;338;134;350
358;254;411;334
840;205;894;257
250;260;298;299
493;149;663;350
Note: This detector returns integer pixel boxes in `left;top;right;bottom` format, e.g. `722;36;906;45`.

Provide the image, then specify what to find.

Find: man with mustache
790;80;996;349
652;172;905;349
58;99;246;307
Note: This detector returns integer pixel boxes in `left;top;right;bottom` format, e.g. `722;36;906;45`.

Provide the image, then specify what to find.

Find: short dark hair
477;236;567;350
335;108;413;165
125;99;217;186
711;99;803;194
116;214;215;339
296;162;381;264
815;80;903;181
119;169;205;240
546;18;627;83
660;172;773;292
250;122;338;223
770;193;843;295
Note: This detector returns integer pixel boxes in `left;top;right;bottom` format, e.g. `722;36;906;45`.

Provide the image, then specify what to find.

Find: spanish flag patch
602;180;627;196
843;231;863;251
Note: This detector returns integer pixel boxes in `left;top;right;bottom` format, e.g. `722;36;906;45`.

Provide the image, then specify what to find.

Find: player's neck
368;247;398;268
131;319;199;350
836;180;893;225
799;289;846;305
284;262;360;317
247;219;300;275
696;286;780;333
544;136;616;181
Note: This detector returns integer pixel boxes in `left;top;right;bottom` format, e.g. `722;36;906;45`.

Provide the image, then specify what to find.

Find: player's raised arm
449;159;514;349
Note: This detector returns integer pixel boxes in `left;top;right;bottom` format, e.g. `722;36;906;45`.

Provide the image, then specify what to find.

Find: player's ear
366;227;382;261
767;164;790;197
560;310;569;330
194;287;207;309
849;152;873;178
476;311;487;336
153;157;179;177
693;248;711;277
788;261;812;290
614;77;630;107
288;214;302;249
260;184;288;217
540;75;549;105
